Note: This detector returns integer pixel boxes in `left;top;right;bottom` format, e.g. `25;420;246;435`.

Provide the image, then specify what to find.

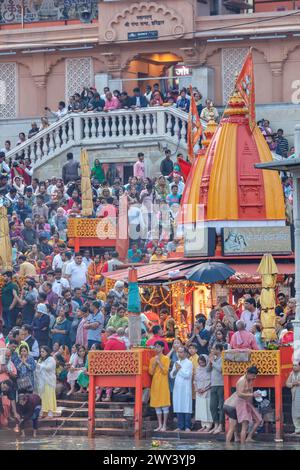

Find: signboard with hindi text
184;227;216;257
222;226;292;256
128;31;158;41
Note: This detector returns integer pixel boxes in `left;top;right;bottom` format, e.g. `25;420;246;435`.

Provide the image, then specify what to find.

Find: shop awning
102;261;198;284
103;260;294;284
229;263;294;275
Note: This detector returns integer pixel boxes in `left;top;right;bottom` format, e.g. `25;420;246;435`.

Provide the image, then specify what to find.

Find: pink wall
18;63;38;117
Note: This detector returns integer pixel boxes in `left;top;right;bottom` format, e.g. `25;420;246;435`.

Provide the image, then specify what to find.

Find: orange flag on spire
187;85;202;162
235;49;256;131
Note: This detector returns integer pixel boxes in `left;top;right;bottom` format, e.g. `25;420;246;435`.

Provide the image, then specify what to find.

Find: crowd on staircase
0;83;297;443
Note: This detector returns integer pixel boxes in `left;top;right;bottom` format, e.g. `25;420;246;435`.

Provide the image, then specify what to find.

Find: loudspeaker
80;9;92;23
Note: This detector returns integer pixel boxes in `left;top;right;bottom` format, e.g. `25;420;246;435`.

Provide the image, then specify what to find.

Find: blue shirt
166;193;181;206
128;248;142;263
86;311;104;342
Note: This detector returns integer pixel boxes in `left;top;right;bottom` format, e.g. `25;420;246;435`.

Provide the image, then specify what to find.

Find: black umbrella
186;262;236;283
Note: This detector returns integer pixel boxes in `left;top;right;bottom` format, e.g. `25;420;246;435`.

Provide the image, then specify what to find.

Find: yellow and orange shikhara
235;48;256;132
187;85;202;163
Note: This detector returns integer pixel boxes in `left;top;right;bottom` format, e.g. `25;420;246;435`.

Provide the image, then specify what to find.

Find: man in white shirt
240;298;259;331
169;174;185;196
0;140;11;156
52;268;70;297
62;252;73;278
46;101;68;121
52;249;63;271
82;250;93;268
106;251;124;273
0;151;10;175
65;253;88;289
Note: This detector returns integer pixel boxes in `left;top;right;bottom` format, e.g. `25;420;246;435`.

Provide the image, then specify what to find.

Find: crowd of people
0;261;297;441
2;83;221;153
0;82;296;443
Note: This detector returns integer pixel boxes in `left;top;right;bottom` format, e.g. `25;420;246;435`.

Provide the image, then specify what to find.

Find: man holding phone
45;101;68;121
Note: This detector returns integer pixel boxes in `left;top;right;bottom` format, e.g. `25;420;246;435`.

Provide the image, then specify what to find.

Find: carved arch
104;2;184;42
109;2;182;27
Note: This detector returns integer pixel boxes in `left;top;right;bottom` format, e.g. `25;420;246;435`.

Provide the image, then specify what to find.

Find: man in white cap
31;304;50;347
108;281;127;304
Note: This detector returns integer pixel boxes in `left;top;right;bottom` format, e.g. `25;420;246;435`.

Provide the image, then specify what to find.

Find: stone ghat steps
39;416;130;429
60;407;126;419
38;427;134;437
152;429;300;442
57;398;134;409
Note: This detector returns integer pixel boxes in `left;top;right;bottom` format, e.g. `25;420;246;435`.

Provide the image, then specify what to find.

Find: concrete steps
40;417;130;429
60;407;125;418
37;393;135;437
38;427;134;437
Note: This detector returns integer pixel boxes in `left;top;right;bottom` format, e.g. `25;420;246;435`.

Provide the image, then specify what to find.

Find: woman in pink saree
75;306;89;349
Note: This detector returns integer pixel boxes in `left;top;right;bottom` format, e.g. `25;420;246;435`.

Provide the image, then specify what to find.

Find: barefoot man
235;366;262;443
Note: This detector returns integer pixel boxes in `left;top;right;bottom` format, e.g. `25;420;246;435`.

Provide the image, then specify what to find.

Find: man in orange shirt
87;254;104;286
143;305;160;330
160;308;176;339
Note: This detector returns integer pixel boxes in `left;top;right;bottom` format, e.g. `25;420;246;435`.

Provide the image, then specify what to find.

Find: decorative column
270;62;283;103
101;52;123;92
293;124;300;362
127;267;141;347
33;76;47;114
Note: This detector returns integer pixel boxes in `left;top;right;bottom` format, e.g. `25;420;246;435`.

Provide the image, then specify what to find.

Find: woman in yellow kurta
148;341;171;431
188;343;199;399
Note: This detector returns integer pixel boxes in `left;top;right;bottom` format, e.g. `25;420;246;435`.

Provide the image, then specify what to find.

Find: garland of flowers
139;286;173;308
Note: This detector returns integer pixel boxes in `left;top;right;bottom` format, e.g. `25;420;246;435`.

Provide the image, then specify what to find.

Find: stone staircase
38;393;135;437
6;106;191;180
35;388;295;439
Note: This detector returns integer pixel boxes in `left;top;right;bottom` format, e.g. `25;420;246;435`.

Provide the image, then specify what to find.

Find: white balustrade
49;131;55;154
166;113;172;136
6;107;188;168
61;123;68;145
90;117;97;138
173;117;180;139
111;115;117;138
145;113;151;136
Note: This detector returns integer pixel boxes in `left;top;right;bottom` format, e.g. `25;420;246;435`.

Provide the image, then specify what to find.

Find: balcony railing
6;106;189;168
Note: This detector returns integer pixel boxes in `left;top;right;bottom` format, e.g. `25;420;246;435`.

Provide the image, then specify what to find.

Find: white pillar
293;124;300;362
191;67;215;103
108;79;123;93
95;73;111;94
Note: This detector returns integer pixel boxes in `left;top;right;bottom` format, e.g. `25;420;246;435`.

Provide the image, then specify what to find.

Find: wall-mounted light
22;48;56;54
207;37;244;43
59;45;94;52
0;51;17;56
249;34;287;40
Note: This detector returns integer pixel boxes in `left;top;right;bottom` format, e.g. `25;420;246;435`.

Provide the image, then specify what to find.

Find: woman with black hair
14;344;36;393
35;346;57;418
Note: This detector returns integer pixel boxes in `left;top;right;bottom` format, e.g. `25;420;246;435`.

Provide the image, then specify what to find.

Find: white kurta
170;358;193;414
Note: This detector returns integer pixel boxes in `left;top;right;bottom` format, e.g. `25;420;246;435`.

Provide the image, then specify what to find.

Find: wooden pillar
88;374;96;438
223;374;231;433
74;238;80;252
274;375;283;441
134;375;143;440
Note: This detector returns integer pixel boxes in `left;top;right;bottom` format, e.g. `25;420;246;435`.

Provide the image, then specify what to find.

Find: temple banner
222;227;292;256
184;227;216;257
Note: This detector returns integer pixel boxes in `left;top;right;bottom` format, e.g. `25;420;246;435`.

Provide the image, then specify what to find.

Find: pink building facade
0;0;299;120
